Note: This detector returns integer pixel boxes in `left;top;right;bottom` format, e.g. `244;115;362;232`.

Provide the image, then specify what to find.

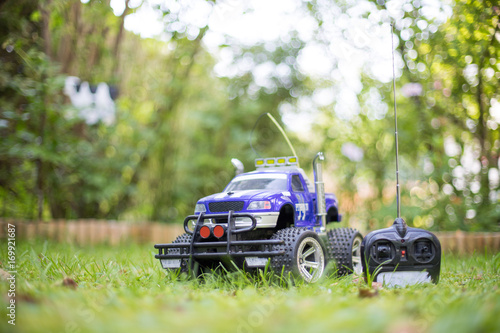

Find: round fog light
199;225;211;239
213;225;224;238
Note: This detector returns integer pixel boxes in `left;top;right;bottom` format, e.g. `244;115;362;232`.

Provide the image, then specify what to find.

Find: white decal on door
295;203;309;221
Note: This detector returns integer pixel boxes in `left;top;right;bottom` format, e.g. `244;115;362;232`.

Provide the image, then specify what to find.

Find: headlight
195;203;206;213
248;201;271;210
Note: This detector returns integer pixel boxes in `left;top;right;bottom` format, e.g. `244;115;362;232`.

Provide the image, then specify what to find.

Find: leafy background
0;0;499;232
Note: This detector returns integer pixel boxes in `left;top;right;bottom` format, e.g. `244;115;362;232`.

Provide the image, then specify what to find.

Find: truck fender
275;202;295;230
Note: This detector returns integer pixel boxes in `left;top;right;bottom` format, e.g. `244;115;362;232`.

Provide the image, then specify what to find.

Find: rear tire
326;228;363;276
271;227;326;283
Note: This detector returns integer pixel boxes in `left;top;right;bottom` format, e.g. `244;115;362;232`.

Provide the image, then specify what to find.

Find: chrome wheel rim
352;236;362;275
296;237;325;283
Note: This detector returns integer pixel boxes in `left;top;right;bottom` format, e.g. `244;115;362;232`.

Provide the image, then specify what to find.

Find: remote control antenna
360;24;442;287
391;23;401;220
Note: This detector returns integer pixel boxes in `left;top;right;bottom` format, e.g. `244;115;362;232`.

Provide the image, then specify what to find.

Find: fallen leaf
18;294;37;304
359;288;378;298
62;277;78;289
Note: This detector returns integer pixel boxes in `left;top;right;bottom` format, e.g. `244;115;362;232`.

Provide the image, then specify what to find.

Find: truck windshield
225;174;288;191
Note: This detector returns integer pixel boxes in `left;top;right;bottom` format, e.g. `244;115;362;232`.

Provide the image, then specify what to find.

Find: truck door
290;174;314;226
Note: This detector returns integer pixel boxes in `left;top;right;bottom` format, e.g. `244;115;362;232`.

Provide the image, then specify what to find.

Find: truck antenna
250;112;298;162
360;24;442;287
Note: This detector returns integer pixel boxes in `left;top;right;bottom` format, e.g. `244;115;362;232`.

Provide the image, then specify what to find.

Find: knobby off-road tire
169;233;192;274
271;227;326;283
326;228;363;276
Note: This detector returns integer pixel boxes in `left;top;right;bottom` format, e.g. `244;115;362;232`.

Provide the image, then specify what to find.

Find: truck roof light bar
255;156;299;168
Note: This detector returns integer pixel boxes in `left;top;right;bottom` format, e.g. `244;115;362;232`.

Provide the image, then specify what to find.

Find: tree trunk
40;0;52;59
36;74;48;220
60;0;82;74
112;0;131;78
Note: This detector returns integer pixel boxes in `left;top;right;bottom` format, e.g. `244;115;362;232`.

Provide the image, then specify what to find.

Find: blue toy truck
154;153;363;282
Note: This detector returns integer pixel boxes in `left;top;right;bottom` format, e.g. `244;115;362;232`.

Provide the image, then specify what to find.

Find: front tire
271;227;326;283
326;228;363;276
169;233;192;274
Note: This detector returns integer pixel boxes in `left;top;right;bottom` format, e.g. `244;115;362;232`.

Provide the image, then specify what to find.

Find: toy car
154;153;363;282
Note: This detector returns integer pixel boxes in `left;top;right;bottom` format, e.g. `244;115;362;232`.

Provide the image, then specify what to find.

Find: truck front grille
209;201;244;212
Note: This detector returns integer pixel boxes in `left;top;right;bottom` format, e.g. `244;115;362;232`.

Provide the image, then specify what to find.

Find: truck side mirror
231;158;244;175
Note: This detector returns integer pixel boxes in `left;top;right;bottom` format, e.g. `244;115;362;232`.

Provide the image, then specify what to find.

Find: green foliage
0;0;305;222
303;0;500;231
0;0;287;221
0;0;498;230
384;0;500;231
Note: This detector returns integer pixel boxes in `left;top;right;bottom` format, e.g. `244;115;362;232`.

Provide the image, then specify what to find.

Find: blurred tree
0;0;58;219
409;0;500;230
1;0;498;231
0;0;292;221
278;0;499;231
351;0;499;231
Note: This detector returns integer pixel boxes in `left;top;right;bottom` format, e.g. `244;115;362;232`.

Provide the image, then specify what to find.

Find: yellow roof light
265;158;276;166
255;159;265;167
276;157;286;165
287;156;298;165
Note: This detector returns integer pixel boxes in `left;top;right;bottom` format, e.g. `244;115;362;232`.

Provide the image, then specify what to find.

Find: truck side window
291;175;305;192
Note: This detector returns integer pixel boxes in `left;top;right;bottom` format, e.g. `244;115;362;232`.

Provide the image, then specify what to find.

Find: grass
1;240;499;333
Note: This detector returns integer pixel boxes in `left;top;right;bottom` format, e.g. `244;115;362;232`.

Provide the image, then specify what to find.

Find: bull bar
154;210;284;262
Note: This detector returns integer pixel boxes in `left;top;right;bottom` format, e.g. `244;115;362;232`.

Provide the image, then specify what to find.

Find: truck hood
199;190;290;202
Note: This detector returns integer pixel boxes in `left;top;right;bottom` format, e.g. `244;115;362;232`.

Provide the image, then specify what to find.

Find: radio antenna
250;112;298;162
391;23;401;220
